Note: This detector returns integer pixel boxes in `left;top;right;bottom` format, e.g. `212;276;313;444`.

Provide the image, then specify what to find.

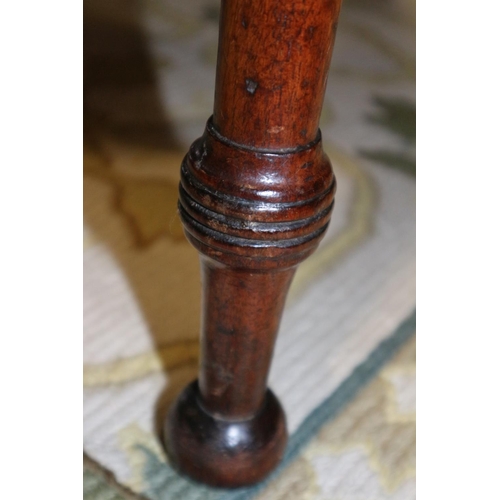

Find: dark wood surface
163;0;342;488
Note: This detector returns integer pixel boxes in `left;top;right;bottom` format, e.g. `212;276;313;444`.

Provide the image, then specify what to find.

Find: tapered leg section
165;381;287;487
166;262;293;486
161;0;343;488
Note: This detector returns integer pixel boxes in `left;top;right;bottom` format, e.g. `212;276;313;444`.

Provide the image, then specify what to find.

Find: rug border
220;309;416;500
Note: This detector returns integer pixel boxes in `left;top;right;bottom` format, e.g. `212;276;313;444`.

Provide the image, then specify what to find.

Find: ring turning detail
178;118;336;268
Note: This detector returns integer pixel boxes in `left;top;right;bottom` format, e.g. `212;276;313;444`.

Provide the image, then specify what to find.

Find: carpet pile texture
83;0;415;497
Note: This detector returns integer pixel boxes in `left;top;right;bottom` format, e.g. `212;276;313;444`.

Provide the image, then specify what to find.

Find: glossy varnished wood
214;0;341;149
163;0;342;487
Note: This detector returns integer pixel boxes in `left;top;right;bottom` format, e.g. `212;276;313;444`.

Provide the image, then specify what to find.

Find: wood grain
163;0;342;487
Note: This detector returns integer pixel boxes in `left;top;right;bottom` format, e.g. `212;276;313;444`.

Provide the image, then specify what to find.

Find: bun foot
163;381;288;488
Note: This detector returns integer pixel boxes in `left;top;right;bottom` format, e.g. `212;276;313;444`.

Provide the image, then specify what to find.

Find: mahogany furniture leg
163;0;342;488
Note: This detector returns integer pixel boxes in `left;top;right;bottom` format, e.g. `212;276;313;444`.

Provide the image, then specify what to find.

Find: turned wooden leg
163;0;342;487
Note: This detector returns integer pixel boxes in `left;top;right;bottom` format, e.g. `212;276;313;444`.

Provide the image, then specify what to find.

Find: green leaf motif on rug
359;96;416;176
84;469;127;500
139;445;223;500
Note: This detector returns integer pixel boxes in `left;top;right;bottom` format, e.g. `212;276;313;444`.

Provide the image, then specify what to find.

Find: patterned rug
83;0;415;498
